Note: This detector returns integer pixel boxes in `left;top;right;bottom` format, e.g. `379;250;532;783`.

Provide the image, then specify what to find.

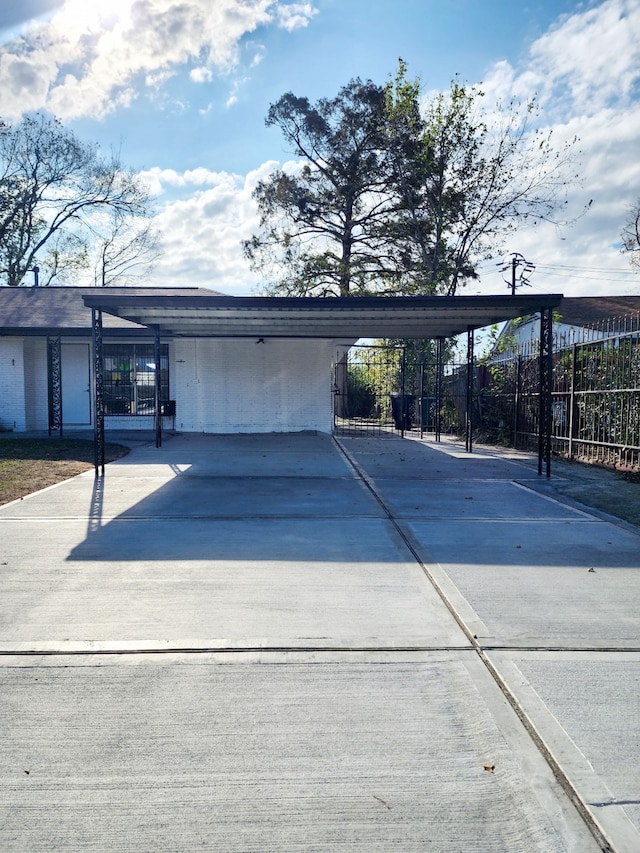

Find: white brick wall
1;335;340;434
0;338;26;431
174;338;336;433
24;338;48;431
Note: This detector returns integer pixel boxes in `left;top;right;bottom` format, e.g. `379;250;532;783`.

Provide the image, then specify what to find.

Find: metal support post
466;327;474;453
435;338;443;442
91;308;105;477
154;326;162;448
418;354;425;439
47;335;63;437
400;347;406;438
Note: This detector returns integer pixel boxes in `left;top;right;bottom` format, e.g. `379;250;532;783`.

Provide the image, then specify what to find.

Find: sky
1;0;639;299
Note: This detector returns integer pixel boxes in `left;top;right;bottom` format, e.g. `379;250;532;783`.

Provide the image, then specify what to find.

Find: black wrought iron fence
336;313;640;471
475;315;640;471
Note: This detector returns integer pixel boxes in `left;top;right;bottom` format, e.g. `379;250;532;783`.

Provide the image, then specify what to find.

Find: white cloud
190;66;213;84
0;0;317;121
142;162;278;294
140;166;235;195
475;0;640;298
275;2;318;31
529;0;640;115
249;45;267;67
483;0;640;117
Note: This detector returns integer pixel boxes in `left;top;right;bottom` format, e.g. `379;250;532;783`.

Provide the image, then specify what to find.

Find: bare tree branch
621;198;640;270
0;112;155;286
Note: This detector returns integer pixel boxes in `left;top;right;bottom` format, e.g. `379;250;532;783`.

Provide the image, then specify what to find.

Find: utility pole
498;253;535;295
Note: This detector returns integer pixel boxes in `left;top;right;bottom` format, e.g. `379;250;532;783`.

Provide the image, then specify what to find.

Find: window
103;344;169;416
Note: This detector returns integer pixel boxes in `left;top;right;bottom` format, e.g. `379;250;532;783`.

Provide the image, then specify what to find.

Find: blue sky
1;0;639;297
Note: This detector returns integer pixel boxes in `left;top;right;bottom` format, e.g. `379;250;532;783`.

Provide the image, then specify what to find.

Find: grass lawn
0;438;130;505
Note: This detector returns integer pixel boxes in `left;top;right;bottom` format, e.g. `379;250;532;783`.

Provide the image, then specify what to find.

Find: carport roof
82;293;563;339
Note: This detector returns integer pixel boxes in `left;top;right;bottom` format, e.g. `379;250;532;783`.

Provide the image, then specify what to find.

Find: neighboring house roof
0;286;224;336
490;294;640;358
554;296;640;328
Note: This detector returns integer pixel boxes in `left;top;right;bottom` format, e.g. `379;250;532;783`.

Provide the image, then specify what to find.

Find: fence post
538;308;553;477
513;354;522;447
435;338;443;442
466;327;474;453
568;343;578;461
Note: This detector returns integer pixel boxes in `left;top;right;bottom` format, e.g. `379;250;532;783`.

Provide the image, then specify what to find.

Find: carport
83;293;561;475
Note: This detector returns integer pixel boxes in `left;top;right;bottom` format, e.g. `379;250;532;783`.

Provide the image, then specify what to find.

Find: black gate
334;344;413;435
334;341;455;439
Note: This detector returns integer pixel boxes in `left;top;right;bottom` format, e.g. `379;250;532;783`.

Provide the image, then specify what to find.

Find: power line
535;263;637;275
530;270;637;282
477;261;637;283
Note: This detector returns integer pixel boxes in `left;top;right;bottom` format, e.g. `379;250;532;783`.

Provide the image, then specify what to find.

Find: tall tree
243;79;402;296
621;198;640;270
0;112;154;287
385;63;582;295
246;64;582;297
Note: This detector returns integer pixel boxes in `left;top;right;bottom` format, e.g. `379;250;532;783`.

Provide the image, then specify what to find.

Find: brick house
0;286;346;434
1;285;562;438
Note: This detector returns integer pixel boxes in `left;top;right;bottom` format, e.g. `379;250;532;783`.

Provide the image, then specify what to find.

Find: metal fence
335;312;640;471
333;345;404;435
470;313;640;471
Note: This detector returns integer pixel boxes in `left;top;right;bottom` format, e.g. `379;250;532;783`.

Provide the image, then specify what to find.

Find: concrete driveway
1;432;638;851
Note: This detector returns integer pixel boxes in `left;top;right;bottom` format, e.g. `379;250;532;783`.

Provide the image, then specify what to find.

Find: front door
62;343;91;425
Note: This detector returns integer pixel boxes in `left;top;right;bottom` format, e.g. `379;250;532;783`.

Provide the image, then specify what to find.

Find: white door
62;343;91;424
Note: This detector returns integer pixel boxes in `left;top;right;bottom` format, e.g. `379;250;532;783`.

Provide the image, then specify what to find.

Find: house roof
82;292;563;340
554;296;640;328
503;296;640;331
0;286;221;336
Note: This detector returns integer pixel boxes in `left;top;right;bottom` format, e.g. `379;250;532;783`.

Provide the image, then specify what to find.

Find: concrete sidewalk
0;432;637;851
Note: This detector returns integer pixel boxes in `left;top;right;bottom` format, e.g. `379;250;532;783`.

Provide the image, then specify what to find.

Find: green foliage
386;64;581;295
341;345;404;424
246;60;582;298
345;366;378;419
244;80;399;296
